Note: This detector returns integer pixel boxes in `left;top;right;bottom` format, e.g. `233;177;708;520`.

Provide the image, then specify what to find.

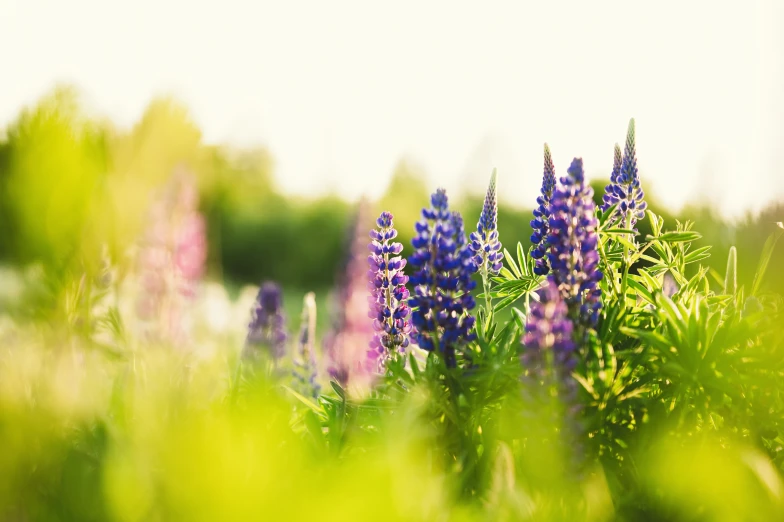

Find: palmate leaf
491;243;542;312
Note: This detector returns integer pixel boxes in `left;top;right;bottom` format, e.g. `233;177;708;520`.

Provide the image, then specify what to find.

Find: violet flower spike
531;144;556;276
521;278;584;471
470;169;503;316
293;292;320;398
409;189;477;368
600;143;623;213
470;169;503;275
323;200;376;389
367;211;412;371
244;281;287;362
547;158;603;331
601;119;647;229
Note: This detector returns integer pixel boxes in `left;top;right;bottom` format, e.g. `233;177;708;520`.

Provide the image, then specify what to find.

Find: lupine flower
521;279;577;403
600;143;623;213
244;281;287;361
521;278;584;470
135;170;206;344
548;158;603;329
293;292;320;397
531;144;557;276
409;189;477;368
367;211;412;370
470;169;503;275
601;119;647;229
323;200;377;389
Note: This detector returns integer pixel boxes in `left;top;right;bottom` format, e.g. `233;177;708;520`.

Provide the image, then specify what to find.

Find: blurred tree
0;86;108;270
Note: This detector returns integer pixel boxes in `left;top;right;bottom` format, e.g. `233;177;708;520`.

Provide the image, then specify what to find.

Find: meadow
0;89;783;521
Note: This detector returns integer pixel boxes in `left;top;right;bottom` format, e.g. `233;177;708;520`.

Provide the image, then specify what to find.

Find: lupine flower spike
547;158;603;331
367;211;412;371
293;292;320;398
600;144;623;213
471;169;503;314
136;170;206;345
521;278;584;471
409;189;477;368
601;119;647;230
531;144;557;276
244;281;287;363
323;200;376;389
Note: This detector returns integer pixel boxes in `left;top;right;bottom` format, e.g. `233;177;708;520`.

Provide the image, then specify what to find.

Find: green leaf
648;231;702;243
683;245;712;265
620;327;673;354
751;225;784;296
282;386;325;415
330;380;346;400
503;248;522;278
517;242;530;277
647;210;662;237
603;228;639;235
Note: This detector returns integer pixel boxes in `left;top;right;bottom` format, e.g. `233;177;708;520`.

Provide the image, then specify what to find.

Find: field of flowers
1;116;783;522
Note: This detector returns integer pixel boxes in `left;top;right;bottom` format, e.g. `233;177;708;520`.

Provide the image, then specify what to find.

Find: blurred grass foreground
0;87;782;521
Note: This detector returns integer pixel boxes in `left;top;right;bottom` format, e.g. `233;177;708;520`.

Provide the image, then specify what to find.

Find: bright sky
1;0;782;218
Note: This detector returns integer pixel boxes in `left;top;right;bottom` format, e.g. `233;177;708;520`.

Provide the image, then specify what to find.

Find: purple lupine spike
600;143;623;213
323;200;376;389
367;211;412;370
521;278;584;469
547;158;603;330
601;119;647;229
470;169;503;275
136;170;206;345
409;189;477;368
531;144;557;276
521;279;577;396
293;292;320;397
244;281;287;361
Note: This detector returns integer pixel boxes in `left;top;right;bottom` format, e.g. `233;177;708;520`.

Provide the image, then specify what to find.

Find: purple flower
367;211;412;370
293;292;320;397
323;200;377;389
547;158;603;329
522;278;577;395
600;143;623;214
470;169;503;275
135;170;206;344
244;281;287;361
601;119;647;229
521;278;584;468
409;189;477;368
531;144;557;276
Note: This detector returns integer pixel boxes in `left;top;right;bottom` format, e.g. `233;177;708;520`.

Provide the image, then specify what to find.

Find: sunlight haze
1;0;782;218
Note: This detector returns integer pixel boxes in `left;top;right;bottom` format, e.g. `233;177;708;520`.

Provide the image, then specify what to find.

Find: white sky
1;0;782;218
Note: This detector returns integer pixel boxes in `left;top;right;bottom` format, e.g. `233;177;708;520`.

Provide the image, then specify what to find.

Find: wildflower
470;169;503;275
521;279;577;401
600;143;623;213
547;158;603;329
531;144;557;276
293;292;320;397
323;200;377;389
409;189;477;368
244;281;287;361
601;119;647;229
521;278;584;471
135;170;206;344
367;211;412;370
